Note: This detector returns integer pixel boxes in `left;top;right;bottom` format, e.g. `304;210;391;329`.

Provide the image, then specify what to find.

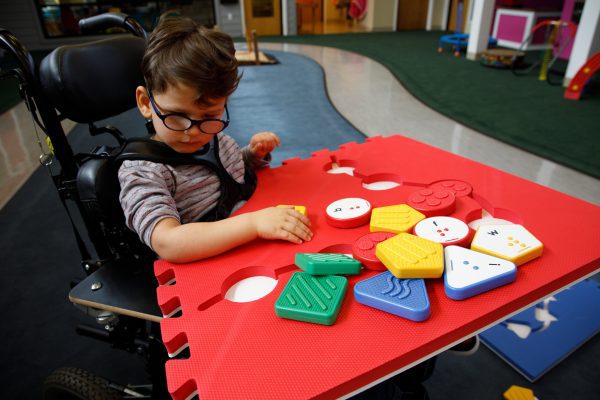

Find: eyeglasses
147;88;229;134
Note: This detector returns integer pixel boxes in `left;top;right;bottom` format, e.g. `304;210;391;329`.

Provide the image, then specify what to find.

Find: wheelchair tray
69;261;162;322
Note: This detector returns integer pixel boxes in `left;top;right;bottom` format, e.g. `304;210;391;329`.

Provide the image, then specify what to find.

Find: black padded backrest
76;150;155;263
77;155;124;226
39;36;145;123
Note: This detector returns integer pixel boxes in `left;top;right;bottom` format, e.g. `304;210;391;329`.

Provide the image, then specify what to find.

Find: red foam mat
154;135;600;399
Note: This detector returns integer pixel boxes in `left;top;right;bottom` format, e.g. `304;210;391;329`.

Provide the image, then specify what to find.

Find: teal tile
295;253;361;275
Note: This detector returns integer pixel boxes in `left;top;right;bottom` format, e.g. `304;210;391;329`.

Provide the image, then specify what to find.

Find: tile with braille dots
444;245;517;300
325;197;372;228
471;224;543;266
413;216;473;247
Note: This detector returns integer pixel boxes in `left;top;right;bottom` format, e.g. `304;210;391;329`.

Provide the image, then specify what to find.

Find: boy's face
136;82;227;153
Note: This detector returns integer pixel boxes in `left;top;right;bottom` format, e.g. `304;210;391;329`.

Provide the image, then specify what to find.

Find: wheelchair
2;13;442;399
0;13;183;399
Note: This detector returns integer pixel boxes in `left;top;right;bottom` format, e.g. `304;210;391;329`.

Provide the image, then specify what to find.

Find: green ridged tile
274;272;347;325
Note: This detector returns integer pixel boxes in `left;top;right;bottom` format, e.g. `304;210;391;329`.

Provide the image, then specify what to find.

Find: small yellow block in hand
277;205;307;216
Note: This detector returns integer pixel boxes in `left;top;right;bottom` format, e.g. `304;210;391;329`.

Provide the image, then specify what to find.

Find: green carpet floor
261;31;600;178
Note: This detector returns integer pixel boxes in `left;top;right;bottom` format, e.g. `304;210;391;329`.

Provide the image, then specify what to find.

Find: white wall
361;0;396;31
427;0;450;31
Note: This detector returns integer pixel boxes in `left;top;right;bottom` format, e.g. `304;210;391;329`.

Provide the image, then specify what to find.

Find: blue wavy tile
354;271;430;321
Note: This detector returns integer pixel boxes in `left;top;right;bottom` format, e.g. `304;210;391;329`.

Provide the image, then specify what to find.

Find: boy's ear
136;86;152;119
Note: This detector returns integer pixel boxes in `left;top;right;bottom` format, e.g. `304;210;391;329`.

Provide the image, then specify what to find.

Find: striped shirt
118;133;264;250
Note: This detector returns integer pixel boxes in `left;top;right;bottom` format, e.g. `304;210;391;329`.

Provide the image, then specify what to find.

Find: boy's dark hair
142;16;240;104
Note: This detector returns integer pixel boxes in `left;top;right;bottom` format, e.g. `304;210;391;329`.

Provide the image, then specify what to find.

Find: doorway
243;0;282;36
297;0;322;34
448;0;470;32
301;0;368;34
397;0;429;30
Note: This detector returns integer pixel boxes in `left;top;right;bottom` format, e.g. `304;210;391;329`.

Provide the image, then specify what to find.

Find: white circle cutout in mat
225;276;278;303
327;166;355;176
468;209;514;230
362;181;400;190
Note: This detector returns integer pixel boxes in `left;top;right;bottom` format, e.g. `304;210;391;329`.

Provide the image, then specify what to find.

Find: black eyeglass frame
146;88;230;134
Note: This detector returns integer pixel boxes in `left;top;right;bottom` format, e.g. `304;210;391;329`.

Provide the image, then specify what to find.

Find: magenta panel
496;14;527;43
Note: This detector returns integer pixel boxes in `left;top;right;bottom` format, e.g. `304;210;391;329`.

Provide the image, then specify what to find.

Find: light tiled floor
0;43;598;210
259;43;599;205
0;102;75;209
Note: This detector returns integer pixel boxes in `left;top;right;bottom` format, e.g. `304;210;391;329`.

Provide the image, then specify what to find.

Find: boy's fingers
297;218;313;237
293;211;311;227
280;229;303;244
285;216;312;241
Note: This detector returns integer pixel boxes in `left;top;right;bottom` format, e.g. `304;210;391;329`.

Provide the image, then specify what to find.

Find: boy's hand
249;132;280;159
251;206;312;244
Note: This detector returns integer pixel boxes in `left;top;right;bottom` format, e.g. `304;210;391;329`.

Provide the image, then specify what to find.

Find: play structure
437;0;497;57
511;19;578;85
564;51;600;100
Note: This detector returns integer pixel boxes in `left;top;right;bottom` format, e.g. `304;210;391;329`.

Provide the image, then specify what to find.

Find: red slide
564;51;600;100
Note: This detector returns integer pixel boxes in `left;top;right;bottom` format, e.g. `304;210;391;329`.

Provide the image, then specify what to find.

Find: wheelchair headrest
39;36;145;123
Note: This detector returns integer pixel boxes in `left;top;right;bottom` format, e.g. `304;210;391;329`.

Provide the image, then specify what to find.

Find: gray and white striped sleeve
118;160;180;250
218;133;271;176
218;134;248;183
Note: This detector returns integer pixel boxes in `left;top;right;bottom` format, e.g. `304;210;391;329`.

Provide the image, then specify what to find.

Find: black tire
43;367;121;400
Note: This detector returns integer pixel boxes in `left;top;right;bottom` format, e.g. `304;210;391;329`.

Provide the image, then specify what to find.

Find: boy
119;17;312;263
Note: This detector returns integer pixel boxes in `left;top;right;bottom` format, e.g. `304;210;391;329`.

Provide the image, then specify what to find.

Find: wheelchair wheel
43;367;121;400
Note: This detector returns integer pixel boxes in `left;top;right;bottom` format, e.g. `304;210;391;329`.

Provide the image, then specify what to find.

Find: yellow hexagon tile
503;385;535;400
370;204;426;234
375;233;444;278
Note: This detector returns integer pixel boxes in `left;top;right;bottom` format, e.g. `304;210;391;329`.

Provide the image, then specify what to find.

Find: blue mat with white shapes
480;279;600;382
